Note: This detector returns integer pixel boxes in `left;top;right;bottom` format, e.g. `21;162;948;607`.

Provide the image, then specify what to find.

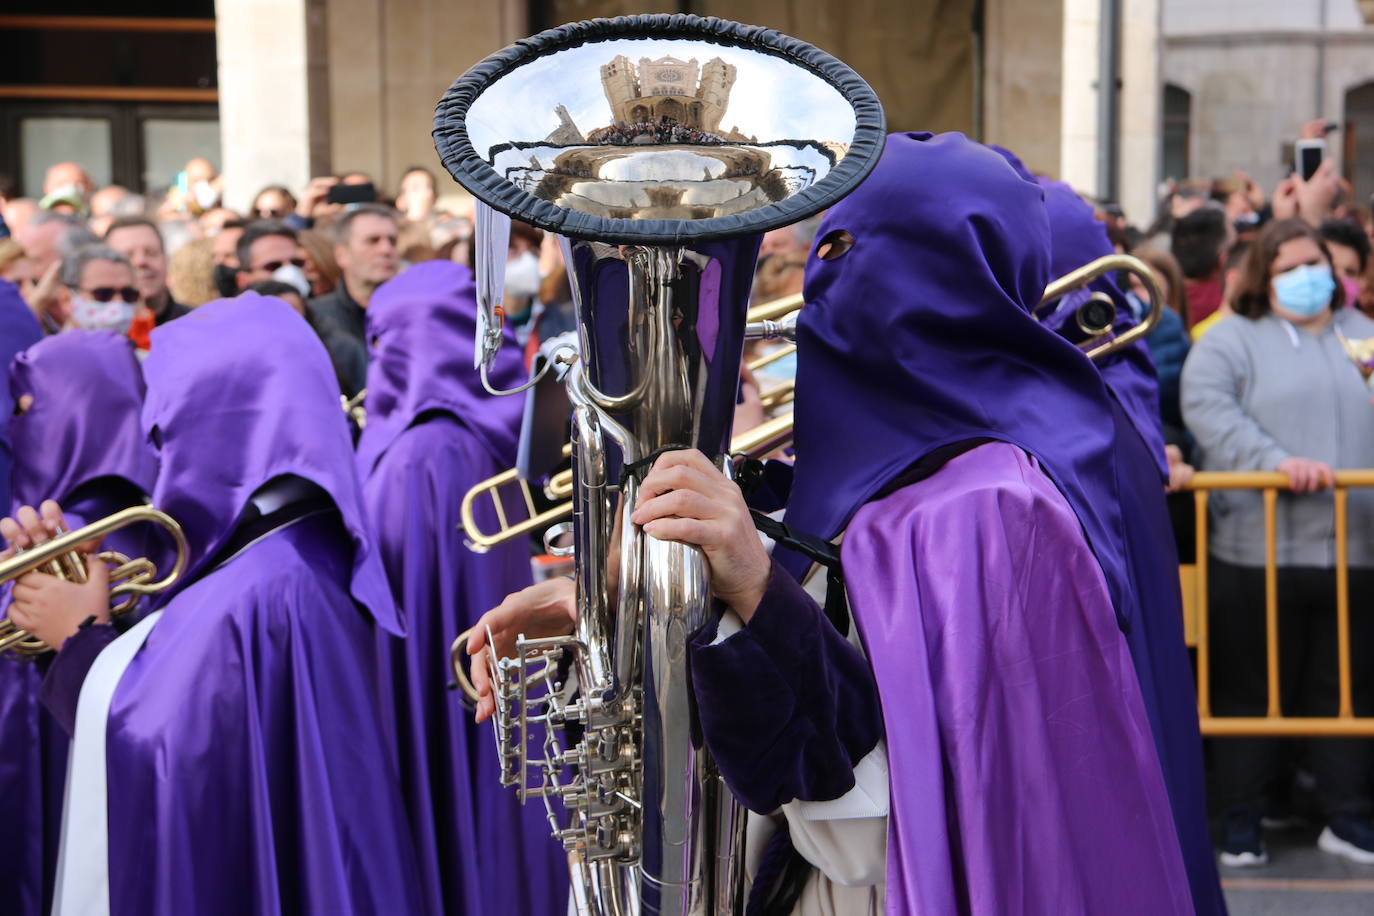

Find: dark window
1162;83;1191;182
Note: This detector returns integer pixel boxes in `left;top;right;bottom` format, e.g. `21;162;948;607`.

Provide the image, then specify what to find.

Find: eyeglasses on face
75;286;140;303
252;258;307;273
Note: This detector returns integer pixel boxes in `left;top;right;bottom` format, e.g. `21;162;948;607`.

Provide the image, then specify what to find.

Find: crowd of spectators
5;124;1374;870
0;159;476;397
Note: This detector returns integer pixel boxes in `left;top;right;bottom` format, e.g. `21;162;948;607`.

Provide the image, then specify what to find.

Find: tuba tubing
1038;253;1165;359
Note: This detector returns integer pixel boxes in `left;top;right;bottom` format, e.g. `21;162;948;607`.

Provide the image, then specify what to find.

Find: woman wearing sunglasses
57;244;140;337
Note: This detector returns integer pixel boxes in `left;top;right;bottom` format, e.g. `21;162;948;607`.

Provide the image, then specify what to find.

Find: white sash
52;611;163;916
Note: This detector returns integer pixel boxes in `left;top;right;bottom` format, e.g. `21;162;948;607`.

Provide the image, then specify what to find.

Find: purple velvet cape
847;443;1192;914
87;295;424;914
357;262;568;915
777;133;1188;907
991;149;1223;913
0;331;155;916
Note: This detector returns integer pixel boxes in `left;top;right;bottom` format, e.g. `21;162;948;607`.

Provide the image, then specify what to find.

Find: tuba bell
434;14;884;915
0;505;189;658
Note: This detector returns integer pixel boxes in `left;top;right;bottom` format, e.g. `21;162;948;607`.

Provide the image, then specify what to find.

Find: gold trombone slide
1039;253;1164;360
0;506;190;658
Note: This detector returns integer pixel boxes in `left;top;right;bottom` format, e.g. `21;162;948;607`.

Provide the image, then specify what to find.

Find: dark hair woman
1181;217;1374;867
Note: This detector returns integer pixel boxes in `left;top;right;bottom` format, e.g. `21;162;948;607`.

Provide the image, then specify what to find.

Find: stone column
215;0;328;213
1119;0;1162;228
1060;0;1102;195
981;0;1065;176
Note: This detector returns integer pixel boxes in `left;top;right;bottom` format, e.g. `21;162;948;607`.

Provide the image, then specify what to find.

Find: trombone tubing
1038;253;1165;360
1182;470;1374;737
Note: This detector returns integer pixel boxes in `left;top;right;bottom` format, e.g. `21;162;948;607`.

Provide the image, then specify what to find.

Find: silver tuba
434;15;884;915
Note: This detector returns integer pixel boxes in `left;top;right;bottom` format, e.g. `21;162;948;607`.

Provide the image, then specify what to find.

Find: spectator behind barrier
1181;218;1374;868
1172;207;1233;328
1319;219;1370;317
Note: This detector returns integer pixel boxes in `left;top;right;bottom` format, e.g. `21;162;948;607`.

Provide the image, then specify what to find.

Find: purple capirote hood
356;260;524;477
9;330;157;510
990;145;1167;479
783;131;1137;631
142;293;401;634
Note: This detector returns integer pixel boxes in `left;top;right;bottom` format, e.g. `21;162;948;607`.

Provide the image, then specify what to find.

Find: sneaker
1218;808;1269;867
1318;815;1374;865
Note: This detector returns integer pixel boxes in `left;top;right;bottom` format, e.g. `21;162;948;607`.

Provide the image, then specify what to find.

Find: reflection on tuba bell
0;506;189;659
434;14;885;915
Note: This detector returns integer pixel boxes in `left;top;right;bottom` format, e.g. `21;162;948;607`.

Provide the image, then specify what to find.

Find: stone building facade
1162;0;1374;203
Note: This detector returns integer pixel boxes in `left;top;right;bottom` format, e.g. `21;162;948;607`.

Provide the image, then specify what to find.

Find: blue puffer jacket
1145;306;1189;444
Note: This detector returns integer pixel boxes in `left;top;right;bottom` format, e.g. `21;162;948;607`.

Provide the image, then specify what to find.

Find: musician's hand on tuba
466;577;577;723
1;501;110;650
631;449;771;623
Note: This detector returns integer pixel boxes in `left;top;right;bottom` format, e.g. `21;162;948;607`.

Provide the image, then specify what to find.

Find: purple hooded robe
50;296;425;915
357;261;568;915
1033;173;1225;915
0;331;156;916
0;279;44;511
691;133;1191;914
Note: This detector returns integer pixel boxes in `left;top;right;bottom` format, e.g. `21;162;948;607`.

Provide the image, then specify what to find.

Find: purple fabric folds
356;261;525;476
10;331;157;508
76;294;425;914
845;443;1191;915
1037;175;1168;480
781;132;1137;636
142;294;400;634
358;261;567;915
1;330;154;916
0;279;44;510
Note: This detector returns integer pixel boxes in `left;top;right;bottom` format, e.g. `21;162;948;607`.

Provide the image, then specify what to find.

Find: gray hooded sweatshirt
1181;309;1374;568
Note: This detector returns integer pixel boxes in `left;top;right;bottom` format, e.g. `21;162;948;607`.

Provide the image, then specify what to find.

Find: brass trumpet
0;506;190;658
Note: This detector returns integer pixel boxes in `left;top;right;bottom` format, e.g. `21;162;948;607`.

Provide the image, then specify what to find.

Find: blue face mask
1272;263;1335;318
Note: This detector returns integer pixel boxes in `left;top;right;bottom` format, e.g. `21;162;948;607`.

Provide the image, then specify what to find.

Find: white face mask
503;251;542;300
271;263;312;298
69;296;136;335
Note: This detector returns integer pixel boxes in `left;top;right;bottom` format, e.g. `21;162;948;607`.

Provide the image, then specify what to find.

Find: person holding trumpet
0;330;157;916
8;296;426;916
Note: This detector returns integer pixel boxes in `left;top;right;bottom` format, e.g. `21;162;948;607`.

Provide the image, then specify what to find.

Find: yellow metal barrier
1179;470;1374;737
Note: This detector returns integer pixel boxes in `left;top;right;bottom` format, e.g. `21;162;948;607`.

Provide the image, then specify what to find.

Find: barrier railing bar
1194;488;1211;719
1263;488;1280;718
1335;487;1353;718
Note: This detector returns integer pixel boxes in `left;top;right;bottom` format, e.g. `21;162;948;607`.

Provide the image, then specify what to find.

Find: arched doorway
1162;83;1192;182
1345;81;1374;206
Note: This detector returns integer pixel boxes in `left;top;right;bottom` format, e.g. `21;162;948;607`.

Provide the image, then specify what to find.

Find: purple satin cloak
1;331;155;916
358;261;567;914
0;278;44;512
1106;397;1227;915
364;420;567;915
73;295;423;914
104;513;425;914
845;443;1191;915
991;150;1221;912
